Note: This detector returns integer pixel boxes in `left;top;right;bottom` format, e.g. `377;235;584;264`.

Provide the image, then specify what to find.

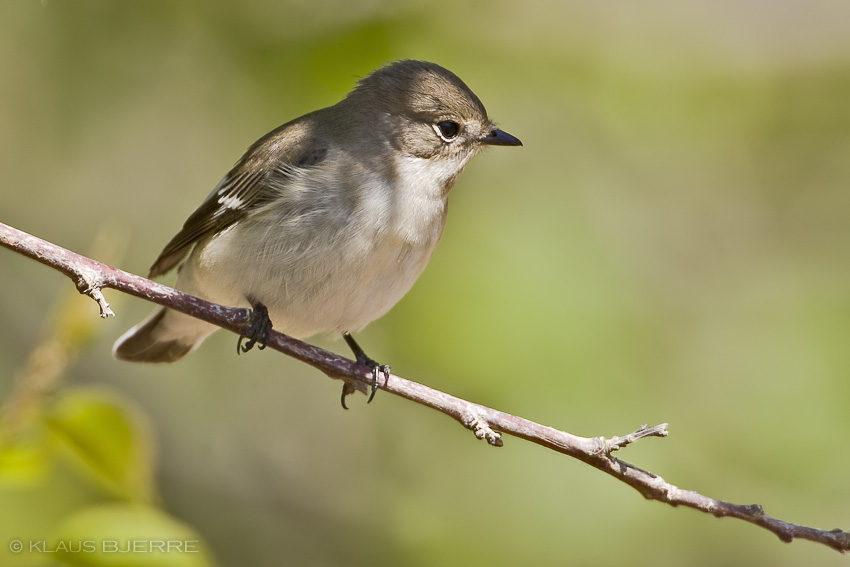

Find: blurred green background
2;1;850;565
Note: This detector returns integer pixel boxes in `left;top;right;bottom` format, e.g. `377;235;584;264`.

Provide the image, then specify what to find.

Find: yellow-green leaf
45;387;155;502
53;503;214;567
0;424;50;487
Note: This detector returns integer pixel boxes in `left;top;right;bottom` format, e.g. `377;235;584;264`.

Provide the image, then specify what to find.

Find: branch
2;220;848;553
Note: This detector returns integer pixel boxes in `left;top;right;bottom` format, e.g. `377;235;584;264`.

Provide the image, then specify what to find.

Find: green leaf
45;387;155;502
53;503;214;567
0;423;50;487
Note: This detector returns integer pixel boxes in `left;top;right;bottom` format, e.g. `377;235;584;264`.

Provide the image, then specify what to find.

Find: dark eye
435;120;460;141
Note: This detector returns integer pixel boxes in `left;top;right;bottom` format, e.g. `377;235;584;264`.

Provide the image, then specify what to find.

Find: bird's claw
366;362;390;404
237;300;272;354
339;355;390;410
340;332;390;409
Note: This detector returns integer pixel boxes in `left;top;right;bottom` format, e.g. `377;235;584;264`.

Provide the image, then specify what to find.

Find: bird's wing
148;116;327;278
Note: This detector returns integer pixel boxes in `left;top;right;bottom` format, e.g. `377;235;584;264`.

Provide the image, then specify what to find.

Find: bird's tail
113;307;217;363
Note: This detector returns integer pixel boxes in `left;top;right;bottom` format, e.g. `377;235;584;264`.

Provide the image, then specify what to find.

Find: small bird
113;60;522;405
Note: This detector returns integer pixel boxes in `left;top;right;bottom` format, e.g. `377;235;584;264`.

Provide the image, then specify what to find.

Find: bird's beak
481;128;522;147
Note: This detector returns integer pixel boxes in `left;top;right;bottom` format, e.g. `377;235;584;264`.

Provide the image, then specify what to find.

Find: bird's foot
237;299;272;354
341;332;390;409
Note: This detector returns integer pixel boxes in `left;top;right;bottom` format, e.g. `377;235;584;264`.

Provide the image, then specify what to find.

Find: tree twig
1;220;848;553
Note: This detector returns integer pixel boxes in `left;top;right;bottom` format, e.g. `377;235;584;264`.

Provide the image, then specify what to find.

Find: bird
113;59;522;406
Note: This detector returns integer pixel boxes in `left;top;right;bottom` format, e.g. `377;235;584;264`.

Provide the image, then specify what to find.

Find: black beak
481;128;522;147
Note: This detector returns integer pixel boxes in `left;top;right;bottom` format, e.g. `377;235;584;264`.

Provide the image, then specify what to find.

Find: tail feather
113;308;214;363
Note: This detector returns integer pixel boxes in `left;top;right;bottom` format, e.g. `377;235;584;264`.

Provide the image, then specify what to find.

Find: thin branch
1;220;848;553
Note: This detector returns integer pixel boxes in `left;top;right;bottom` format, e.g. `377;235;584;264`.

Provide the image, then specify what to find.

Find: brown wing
148;115;325;278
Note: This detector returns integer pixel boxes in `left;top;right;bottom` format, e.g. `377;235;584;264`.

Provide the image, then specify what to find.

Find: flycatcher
113;59;522;405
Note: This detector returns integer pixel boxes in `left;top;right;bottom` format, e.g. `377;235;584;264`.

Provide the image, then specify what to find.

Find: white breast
178;153;450;339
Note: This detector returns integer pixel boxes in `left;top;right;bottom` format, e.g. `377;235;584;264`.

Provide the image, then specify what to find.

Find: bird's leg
341;332;390;409
237;297;272;354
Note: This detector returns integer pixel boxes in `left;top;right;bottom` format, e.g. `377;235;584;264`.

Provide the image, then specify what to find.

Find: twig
1;220;848;553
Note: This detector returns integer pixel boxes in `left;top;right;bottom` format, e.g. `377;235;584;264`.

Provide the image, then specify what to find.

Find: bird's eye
435;120;460;141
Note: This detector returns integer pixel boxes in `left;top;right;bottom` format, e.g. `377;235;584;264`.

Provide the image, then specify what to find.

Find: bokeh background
2;1;850;565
